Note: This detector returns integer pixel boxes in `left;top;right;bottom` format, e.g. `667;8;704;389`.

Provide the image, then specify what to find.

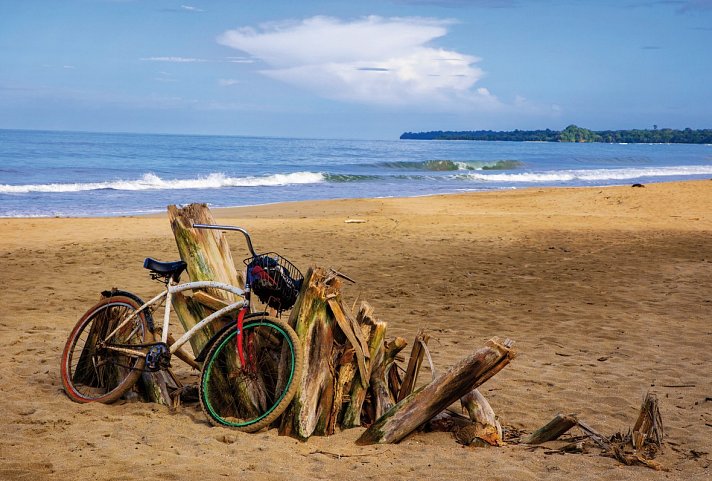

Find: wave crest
379;159;522;171
0;172;325;194
456;165;712;183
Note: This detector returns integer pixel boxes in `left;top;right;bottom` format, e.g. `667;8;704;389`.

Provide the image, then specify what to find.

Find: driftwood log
522;413;578;444
357;338;515;445
459;388;504;446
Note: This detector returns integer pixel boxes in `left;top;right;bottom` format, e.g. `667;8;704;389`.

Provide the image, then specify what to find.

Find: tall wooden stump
279;268;379;438
280;267;336;439
167;203;244;355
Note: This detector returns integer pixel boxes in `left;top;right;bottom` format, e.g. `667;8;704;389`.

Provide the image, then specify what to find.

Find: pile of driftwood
275;265;515;444
519;393;666;470
131;203;665;469
133;203;516;446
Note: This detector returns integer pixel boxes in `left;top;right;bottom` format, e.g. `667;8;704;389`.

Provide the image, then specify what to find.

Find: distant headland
400;125;712;144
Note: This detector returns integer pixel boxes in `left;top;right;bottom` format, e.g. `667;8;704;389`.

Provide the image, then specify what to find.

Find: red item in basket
250;265;277;285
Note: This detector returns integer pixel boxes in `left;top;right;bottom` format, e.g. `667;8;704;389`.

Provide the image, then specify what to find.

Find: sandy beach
1;180;710;480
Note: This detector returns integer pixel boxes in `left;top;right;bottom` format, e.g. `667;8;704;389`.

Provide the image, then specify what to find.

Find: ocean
1;129;711;217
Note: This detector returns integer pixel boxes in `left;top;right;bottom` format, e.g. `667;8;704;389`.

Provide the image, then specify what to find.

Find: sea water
1;129;711;217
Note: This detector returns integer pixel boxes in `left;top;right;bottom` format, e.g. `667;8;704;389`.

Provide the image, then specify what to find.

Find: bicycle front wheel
61;295;149;403
199;314;303;432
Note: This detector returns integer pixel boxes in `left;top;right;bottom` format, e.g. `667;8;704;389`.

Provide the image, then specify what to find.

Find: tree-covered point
400;125;712;144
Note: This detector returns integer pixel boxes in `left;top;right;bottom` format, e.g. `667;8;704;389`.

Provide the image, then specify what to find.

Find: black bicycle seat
143;258;187;282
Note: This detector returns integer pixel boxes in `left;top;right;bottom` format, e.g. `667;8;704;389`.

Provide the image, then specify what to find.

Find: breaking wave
378;159;523;171
0;172;326;194
455;165;712;183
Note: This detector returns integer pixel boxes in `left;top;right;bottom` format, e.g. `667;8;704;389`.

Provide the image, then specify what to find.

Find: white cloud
225;56;255;64
217;16;500;109
181;5;204;12
141;56;207;63
218;78;240;87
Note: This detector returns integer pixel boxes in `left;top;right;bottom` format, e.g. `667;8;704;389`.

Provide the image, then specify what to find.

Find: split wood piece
460;388;504;446
325;293;371;434
577;419;610;450
632;392;663;450
327;298;369;386
522;413;578;444
397;329;431;402
357;337;516;445
341;302;380;428
371;337;408;421
192;291;230;311
167;203;244;354
280;267;336;439
387;356;403;403
327;348;357;435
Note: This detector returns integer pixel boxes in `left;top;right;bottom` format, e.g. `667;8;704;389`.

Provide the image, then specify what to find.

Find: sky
1;0;711;139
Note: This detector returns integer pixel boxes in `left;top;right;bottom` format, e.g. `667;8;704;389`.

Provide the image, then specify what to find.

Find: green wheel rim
202;321;297;428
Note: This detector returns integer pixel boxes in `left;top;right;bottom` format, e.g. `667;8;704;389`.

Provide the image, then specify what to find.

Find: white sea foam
457;165;712;183
0;172;326;194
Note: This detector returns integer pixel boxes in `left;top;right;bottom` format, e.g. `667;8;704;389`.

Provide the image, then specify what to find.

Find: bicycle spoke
62;296;148;403
200;316;302;431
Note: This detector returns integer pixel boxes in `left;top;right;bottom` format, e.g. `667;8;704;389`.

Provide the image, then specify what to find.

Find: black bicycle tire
198;314;303;432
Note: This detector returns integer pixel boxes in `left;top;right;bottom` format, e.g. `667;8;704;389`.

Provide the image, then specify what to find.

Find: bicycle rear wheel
199;314;303;432
61;295;149;403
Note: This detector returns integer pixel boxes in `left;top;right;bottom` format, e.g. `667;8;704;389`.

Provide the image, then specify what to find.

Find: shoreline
3;180;711;254
1;177;710;222
1;179;710;480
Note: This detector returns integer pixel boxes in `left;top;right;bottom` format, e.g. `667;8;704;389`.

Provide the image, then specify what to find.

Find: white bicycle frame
104;223;259;362
103;280;246;359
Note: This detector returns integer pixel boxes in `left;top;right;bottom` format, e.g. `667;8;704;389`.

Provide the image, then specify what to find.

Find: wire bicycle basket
244;253;304;312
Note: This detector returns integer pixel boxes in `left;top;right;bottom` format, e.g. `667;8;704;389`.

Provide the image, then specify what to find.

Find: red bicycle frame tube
236;307;247;367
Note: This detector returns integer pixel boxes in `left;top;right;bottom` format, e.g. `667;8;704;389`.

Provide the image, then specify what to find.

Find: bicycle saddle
143;258;187;282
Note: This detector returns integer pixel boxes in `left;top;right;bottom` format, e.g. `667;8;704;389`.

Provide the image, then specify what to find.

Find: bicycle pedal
145;343;171;371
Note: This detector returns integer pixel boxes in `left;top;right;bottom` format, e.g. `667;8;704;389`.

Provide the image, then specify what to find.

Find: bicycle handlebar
192;224;257;257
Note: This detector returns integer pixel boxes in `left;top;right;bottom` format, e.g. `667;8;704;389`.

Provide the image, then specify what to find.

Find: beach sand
1;181;710;480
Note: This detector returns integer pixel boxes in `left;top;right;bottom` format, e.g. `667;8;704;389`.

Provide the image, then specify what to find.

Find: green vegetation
400;125;712;144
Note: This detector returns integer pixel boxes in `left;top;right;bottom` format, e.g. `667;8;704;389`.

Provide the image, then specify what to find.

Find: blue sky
1;0;711;139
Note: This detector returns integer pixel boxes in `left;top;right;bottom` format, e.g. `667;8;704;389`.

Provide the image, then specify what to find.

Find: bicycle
60;224;304;432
